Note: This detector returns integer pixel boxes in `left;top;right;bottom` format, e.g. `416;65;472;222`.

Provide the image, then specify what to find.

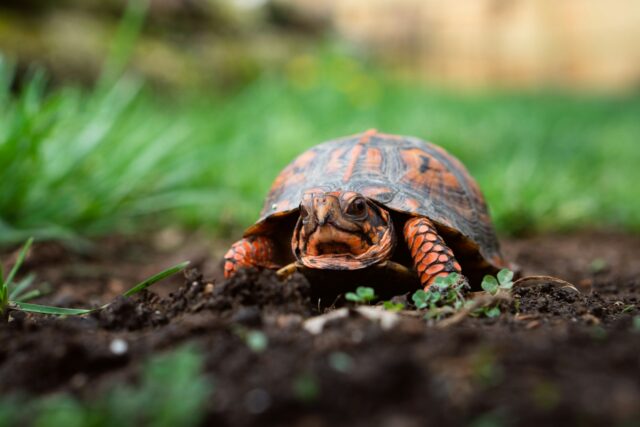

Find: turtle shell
246;130;506;271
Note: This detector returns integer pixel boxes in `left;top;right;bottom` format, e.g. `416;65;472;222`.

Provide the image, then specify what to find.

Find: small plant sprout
411;273;467;320
383;301;405;312
292;373;319;402
1;238;189;319
232;325;269;353
1;237;34;315
245;331;269;353
483;306;502;318
471;269;515;318
411;270;516;322
621;304;635;314
345;286;377;304
589;258;608;274
2;241;52;303
481;269;514;295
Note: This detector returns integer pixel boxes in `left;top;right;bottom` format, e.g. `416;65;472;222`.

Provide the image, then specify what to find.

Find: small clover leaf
485;306;501;318
433;276;449;289
383;301;405;312
346;286;377;304
481;275;499;295
357;286;376;301
497;269;514;289
430;291;442;303
446;272;460;286
412;289;429;309
345;292;359;302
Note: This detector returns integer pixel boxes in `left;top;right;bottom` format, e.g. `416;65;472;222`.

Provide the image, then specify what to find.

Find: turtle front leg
223;236;279;279
403;217;464;290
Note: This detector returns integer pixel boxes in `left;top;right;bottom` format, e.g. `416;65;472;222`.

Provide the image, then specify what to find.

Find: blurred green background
1;0;639;246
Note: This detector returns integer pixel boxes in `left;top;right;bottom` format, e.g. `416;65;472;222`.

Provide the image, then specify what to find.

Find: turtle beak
316;204;331;226
314;194;341;226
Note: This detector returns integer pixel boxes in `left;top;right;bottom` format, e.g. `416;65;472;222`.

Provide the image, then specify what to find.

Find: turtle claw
377;260;414;278
276;262;303;280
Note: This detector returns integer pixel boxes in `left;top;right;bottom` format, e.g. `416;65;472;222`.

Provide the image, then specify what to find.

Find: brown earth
1;230;639;426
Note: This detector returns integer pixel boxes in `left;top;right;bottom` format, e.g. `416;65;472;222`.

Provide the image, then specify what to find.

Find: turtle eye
346;198;367;217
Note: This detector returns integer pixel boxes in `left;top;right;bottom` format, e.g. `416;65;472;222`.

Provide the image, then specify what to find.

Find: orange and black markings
403;217;463;290
223;236;278;278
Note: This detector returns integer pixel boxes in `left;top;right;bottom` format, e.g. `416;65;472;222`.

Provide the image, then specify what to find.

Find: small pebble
70;373;88;388
244;388;271;414
232;306;262;327
109;338;128;355
350;329;364;343
204;283;215;294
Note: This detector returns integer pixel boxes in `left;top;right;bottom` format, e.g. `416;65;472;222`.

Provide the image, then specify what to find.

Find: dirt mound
1;232;639;426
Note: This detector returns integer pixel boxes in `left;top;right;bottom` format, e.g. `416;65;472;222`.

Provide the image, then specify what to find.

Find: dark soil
1;230;640;426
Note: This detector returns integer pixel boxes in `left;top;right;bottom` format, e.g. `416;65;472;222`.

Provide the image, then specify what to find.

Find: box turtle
224;130;507;291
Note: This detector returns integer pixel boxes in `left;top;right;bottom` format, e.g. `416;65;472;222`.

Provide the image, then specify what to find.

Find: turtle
223;129;508;291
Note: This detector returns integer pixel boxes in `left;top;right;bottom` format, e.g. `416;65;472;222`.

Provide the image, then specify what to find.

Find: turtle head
292;191;396;270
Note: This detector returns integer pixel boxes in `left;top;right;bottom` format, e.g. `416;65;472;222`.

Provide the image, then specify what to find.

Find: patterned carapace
224;130;507;290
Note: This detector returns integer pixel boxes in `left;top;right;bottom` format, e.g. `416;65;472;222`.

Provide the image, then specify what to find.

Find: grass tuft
2;52;639;245
0;237;188;317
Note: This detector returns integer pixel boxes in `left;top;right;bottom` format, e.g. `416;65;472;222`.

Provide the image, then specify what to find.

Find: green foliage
412;273;466;319
382;301;405;312
0;237;36;315
242;330;269;353
345;286;377;304
589;258;608;274
481;276;499;294
621;304;635;314
481;269;514;295
292;373;319;403
0;56;211;245
483;306;502;318
0;396;20;425
0;346;212;427
497;270;514;289
0;238;188;318
473;269;515;318
2;50;640;244
470;412;506;427
412;271;515;320
107;346;211;427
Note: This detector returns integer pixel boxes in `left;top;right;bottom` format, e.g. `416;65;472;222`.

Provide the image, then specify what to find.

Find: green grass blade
4;261;189;318
9;273;35;300
13;289;44;303
0;262;5;307
10;302;93;316
123;261;189;297
5;238;33;288
100;0;149;86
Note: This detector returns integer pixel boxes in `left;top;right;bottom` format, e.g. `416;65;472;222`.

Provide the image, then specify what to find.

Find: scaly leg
403;217;464;290
223;236;279;279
